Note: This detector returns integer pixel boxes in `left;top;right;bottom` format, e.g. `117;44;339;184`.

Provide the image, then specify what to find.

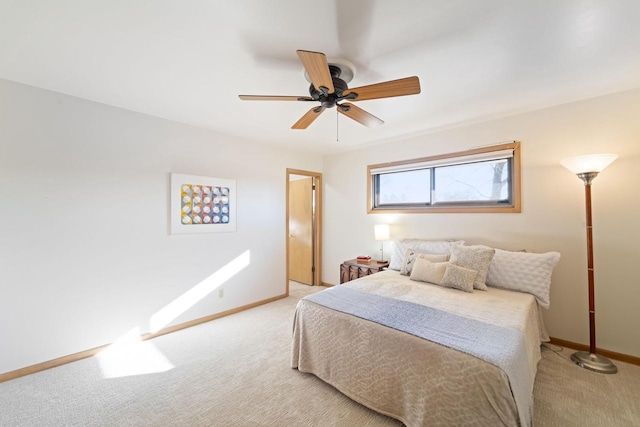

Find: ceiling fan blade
292;107;326;129
296;50;335;94
338;103;384;128
239;95;313;101
343;76;420;101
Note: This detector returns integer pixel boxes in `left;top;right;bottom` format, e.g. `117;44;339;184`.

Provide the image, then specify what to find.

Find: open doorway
286;169;322;293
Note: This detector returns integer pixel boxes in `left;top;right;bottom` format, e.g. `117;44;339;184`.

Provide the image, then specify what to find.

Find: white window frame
367;142;521;214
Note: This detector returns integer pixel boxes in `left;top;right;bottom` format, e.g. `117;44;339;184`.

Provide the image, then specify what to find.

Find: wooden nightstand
340;259;390;284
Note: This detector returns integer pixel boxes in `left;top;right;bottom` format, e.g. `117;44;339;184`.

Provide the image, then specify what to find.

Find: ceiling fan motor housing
309;65;349;108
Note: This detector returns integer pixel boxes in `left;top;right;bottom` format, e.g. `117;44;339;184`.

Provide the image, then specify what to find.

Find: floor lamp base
571;351;618;374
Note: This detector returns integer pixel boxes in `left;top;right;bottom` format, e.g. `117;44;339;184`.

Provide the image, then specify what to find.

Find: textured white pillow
400;249;449;276
486;249;561;308
449;245;495;291
440;263;476;293
389;239;465;270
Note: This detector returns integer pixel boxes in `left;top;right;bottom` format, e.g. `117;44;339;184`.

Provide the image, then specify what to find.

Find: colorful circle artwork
180;184;231;226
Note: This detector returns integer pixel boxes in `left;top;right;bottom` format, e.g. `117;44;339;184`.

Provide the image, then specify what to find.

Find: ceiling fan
239;50;421;130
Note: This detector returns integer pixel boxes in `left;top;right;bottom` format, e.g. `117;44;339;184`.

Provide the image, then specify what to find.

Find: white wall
0;79;321;374
322;88;640;358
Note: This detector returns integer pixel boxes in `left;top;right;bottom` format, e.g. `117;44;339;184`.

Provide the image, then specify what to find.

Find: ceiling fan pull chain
336;109;339;142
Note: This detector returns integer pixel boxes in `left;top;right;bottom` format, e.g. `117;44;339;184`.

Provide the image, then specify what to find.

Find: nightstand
340;259;390;284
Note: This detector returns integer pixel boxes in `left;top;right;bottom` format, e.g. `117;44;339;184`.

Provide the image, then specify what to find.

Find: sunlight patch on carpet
96;327;174;378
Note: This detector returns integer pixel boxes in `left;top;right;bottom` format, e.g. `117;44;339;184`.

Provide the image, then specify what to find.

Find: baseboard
320;281;335;287
0;293;288;383
549;337;640;366
7;303;635;383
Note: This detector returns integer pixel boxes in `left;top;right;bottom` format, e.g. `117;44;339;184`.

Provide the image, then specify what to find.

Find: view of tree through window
368;143;520;213
434;159;508;203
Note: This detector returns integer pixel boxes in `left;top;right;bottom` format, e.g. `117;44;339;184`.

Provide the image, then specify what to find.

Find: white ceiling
1;1;639;154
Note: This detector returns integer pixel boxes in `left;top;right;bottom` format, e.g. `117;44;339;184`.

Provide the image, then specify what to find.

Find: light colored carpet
1;282;638;426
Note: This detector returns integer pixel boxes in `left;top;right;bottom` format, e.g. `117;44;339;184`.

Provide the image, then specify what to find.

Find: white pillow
486;249;561;308
409;258;447;284
449;245;495;291
400;249;449;276
389;239;465;270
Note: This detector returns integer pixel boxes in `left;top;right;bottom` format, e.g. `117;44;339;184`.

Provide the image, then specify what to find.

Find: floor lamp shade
561;153;618;374
374;224;390;262
560;154;618;175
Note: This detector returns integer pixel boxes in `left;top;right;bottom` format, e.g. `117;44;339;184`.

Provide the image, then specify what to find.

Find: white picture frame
170;173;237;234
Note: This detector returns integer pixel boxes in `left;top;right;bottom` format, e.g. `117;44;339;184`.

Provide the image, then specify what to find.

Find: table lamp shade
374;224;390;241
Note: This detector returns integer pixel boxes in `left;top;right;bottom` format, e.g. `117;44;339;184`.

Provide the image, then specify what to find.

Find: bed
291;241;560;427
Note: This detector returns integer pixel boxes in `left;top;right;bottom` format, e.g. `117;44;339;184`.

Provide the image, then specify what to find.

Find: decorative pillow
389;239;465;270
409;257;447;285
400;249;449;276
440;263;476;293
449;245;495;291
486;249;561;308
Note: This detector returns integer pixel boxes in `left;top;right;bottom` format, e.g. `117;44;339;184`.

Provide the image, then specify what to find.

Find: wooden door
289;177;314;285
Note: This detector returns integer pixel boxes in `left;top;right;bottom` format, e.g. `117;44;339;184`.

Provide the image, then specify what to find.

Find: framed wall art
170;173;237;234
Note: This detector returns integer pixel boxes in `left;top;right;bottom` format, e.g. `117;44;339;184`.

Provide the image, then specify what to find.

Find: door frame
286;168;322;295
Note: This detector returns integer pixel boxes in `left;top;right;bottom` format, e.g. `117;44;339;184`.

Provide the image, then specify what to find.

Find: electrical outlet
218;288;224;298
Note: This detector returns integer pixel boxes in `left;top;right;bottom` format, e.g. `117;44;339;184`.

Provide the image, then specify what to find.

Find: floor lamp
560;153;618;374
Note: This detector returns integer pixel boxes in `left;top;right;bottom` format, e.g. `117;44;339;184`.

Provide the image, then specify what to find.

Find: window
368;142;521;213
